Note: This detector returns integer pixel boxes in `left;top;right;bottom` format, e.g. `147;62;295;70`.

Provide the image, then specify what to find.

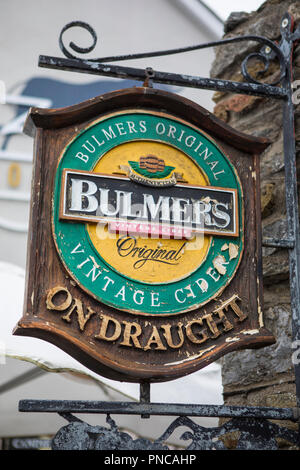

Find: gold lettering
161;324;184;349
62;298;96;331
228;295;247;321
46;286;95;332
46;286;72;311
95;314;121;342
212;309;234;333
144;326;167;351
186;319;209;344
120;321;142;348
202;313;221;338
45;287;248;354
214;294;247;322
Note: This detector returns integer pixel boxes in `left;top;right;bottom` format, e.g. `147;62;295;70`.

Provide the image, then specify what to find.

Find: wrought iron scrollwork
58;21;287;86
52;414;168;451
241;46;283;86
156;415;299;450
59;21;98;60
51;413;299;451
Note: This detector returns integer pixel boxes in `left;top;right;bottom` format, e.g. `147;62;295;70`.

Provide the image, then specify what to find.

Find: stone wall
210;0;300;448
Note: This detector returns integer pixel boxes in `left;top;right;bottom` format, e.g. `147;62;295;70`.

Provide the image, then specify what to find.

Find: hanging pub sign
13;87;275;382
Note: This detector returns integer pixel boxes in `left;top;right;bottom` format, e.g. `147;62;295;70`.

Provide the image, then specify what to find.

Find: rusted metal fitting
143;67;155;87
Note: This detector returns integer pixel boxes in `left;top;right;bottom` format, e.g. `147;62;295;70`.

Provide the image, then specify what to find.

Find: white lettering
102;126;116;140
177;129;185;142
69;179;98;212
193;201;212;226
139;120;147;133
75;152;89;163
207;266;220;282
115;285;126;301
71;243;85;254
82;140;96;153
77;258;90;269
156;122;165;135
115;122;126;135
194;140;203;153
142;194;170;222
195;278;209;293
99;188;120;216
133;290;144;305
213;169;225;180
207;160;219;172
85;265;101;282
185;135;196;147
175;288;186;303
185;284;196;298
212;202;231;228
151;292;160;307
102;276;115;291
127;121;138;134
167;125;177;138
171;197;191;224
199;147;213;160
91;134;104;146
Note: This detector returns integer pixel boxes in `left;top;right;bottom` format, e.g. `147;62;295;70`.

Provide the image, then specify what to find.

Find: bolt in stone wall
210;0;300;449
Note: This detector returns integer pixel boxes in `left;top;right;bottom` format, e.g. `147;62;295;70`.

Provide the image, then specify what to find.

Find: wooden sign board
13;88;275;383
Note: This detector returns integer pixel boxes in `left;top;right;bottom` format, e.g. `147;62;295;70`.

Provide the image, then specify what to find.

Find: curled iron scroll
58;21;287;86
59;21;97;60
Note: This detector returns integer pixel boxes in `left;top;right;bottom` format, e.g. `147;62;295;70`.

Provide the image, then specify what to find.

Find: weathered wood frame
14;87;274;382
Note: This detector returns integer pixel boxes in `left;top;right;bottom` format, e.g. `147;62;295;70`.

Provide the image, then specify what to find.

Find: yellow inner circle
87;141;211;284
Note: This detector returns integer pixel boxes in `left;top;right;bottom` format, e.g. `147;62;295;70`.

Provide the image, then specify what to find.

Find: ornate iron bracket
19;398;300;450
20;12;300;450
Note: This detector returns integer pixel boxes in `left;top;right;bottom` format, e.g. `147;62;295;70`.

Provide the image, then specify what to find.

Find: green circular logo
53;110;243;316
